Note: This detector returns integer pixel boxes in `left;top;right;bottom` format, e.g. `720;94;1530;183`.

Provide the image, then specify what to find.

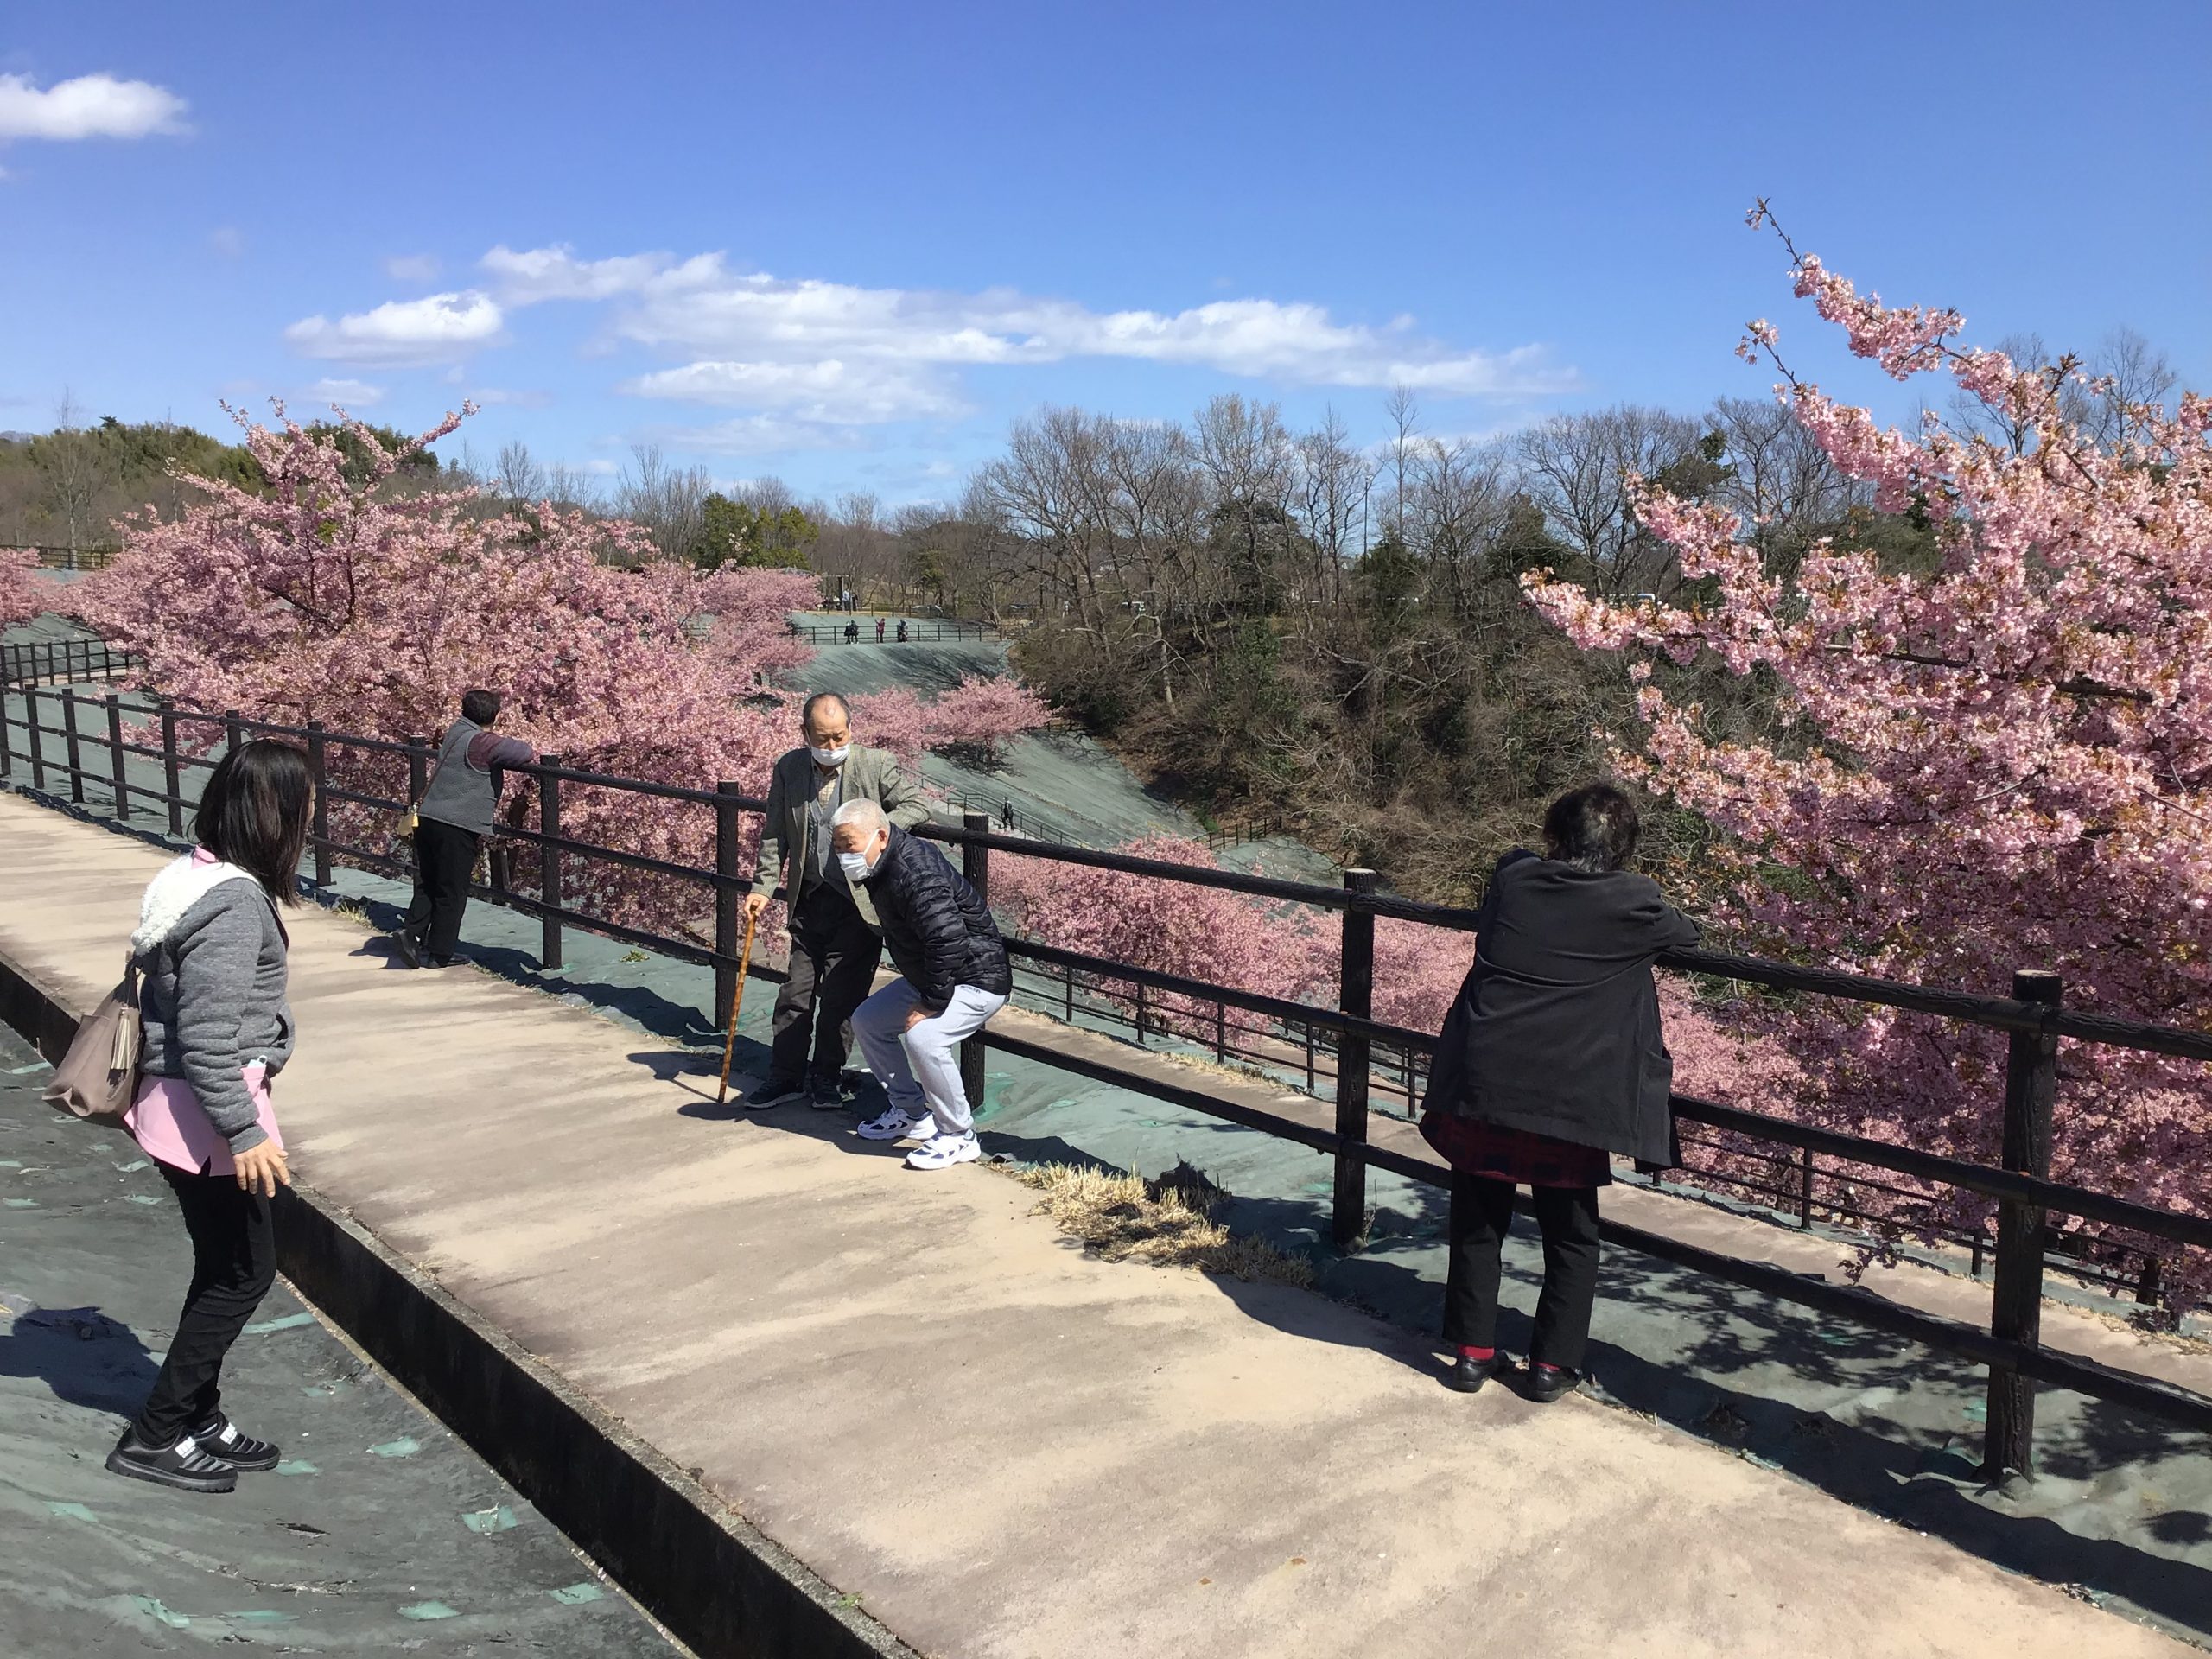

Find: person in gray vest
741;692;929;1109
395;689;534;969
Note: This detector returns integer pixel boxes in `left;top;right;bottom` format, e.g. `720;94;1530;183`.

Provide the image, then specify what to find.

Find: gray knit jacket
131;855;295;1154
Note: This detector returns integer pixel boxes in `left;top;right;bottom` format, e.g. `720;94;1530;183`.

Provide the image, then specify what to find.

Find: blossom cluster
1524;224;2212;1303
74;404;1046;942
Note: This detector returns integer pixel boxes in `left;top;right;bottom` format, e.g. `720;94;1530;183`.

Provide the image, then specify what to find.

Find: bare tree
35;391;111;550
495;439;547;508
1516;405;1705;600
2082;327;2177;452
1290;408;1371;616
1707;395;1860;572
613;443;711;562
541;461;603;512
1380;385;1421;537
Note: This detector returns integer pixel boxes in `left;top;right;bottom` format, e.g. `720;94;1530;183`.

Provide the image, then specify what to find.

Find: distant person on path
835;799;1011;1168
844;620;860;645
107;740;310;1494
743;695;930;1110
895;620;908;643
876;617;887;643
396;690;534;969
1418;784;1699;1402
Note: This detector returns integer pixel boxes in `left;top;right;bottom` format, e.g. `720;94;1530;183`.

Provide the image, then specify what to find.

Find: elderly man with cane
832;799;1010;1170
741;693;930;1111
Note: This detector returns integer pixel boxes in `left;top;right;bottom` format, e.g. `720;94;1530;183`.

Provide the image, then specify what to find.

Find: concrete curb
0;941;918;1659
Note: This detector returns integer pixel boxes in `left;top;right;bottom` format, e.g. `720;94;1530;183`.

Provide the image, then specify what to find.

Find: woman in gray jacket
106;740;310;1493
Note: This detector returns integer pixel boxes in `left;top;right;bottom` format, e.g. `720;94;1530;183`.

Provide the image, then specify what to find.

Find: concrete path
0;794;2195;1659
0;1020;676;1654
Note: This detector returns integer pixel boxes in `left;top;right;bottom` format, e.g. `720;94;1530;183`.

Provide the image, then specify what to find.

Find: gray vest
416;717;500;835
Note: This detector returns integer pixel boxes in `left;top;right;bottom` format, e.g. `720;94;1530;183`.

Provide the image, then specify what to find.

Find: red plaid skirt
1421;1113;1611;1188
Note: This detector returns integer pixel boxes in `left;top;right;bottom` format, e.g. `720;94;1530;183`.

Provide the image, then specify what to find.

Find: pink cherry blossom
1524;215;2212;1305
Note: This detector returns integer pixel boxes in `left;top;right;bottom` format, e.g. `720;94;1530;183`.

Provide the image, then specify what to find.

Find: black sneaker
189;1412;281;1471
1444;1353;1506;1395
1522;1363;1580;1404
807;1077;849;1111
105;1428;239;1493
743;1078;806;1111
393;929;423;968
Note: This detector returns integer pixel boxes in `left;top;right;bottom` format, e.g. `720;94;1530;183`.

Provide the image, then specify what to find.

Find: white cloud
383;252;442;283
480;244;1576;405
283;290;504;367
302;377;385;408
480;244;710;303
468;386;553;408
620;359;963;423
658;415;877;456
0;73;189;141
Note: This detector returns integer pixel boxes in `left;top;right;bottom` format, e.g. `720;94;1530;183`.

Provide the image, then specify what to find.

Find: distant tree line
876;327;2177;901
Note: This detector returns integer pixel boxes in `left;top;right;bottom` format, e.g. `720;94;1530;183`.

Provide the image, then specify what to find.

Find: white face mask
808;742;850;768
836;849;874;883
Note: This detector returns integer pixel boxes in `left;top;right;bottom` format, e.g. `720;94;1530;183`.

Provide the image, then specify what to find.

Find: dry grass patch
1011;1160;1315;1289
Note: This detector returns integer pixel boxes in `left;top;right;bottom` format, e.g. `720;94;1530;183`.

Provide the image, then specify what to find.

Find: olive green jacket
749;744;931;928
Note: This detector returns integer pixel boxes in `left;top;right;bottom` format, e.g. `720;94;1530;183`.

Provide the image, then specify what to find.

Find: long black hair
194;739;313;905
1541;783;1641;874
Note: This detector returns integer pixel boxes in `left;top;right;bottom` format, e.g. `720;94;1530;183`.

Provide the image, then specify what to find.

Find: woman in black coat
1418;784;1698;1401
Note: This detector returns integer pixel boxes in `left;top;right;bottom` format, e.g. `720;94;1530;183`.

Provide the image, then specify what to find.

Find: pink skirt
125;1063;283;1176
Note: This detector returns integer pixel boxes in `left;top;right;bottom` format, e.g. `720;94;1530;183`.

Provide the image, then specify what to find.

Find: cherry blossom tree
0;546;46;628
74;404;1041;940
992;835;1335;1046
1524;207;2212;1298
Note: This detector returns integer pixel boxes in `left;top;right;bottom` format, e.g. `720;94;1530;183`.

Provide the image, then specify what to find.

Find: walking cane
715;909;760;1107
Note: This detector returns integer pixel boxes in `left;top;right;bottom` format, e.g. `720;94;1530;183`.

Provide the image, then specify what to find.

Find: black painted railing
4;680;2211;1478
788;620;993;645
2;638;141;688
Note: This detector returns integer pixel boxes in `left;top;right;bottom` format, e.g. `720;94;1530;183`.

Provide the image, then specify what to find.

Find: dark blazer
856;825;1013;1012
1421;849;1699;1166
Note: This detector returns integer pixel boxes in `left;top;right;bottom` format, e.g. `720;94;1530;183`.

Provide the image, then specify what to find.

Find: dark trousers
768;886;884;1086
404;818;480;962
1443;1174;1603;1371
134;1164;276;1446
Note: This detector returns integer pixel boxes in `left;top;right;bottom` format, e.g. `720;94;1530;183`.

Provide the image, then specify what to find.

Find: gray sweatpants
851;980;1007;1136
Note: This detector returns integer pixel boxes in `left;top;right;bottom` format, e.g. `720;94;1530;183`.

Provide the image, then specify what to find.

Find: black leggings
133;1164;276;1446
1443;1174;1603;1371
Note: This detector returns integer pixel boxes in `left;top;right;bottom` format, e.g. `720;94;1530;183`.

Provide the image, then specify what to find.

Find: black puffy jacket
857;825;1013;1010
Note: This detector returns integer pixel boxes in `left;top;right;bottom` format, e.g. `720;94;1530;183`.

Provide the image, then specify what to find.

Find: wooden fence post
1333;868;1378;1249
225;709;243;757
714;782;742;1032
1984;969;2063;1484
61;690;85;804
25;685;43;791
159;703;182;836
306;721;331;887
160;700;183;836
539;756;563;971
960;811;990;1111
105;693;130;822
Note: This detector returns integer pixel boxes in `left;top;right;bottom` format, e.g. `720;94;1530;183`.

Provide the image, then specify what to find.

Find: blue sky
4;1;2208;503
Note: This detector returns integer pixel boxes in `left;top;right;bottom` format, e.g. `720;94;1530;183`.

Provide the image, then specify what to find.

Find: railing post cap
2013;969;2063;1000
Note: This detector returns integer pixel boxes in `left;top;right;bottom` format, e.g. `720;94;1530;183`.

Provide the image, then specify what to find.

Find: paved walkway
0;1019;676;1654
0;794;2196;1659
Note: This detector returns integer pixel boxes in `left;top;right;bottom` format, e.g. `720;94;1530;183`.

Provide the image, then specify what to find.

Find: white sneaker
906;1132;982;1171
855;1106;932;1141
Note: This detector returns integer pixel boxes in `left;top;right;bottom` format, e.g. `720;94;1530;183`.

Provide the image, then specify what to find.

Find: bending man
743;694;929;1110
834;799;1010;1170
